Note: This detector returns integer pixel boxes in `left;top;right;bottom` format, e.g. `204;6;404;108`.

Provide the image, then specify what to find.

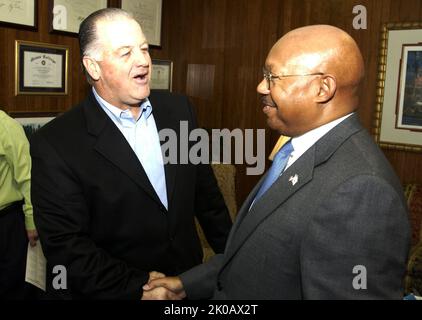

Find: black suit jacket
30;90;232;299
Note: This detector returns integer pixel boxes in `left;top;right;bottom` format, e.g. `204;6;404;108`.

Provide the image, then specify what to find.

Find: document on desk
25;242;47;291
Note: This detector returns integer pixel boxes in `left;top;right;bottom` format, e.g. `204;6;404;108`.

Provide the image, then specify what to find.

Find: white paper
25;242;47;291
23;51;63;88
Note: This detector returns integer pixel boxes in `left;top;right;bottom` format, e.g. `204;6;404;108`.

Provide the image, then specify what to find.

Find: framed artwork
119;0;162;47
151;59;172;91
373;22;422;152
0;0;37;30
49;0;108;35
11;113;57;138
15;40;69;95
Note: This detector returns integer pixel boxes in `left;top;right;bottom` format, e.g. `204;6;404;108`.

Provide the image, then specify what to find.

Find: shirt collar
291;113;353;157
92;87;152;122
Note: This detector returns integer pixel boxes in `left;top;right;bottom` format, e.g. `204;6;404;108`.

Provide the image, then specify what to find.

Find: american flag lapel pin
289;174;299;186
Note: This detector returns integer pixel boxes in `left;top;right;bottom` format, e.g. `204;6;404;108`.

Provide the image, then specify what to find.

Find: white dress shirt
93;88;168;209
284;113;353;172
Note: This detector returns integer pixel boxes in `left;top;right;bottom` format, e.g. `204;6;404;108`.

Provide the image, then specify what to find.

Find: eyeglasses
263;68;324;90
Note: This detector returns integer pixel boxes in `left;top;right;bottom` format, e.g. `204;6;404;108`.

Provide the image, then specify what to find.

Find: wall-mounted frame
11;112;57;138
0;0;37;30
49;0;108;35
15;40;69;96
119;0;162;47
373;22;422;152
151;59;172;91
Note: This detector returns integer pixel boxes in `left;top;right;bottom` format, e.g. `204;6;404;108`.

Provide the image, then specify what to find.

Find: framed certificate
120;0;162;47
0;0;37;30
49;0;108;35
151;59;172;91
15;40;69;95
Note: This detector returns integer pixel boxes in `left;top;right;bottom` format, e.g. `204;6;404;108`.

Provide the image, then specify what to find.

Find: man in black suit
145;25;410;299
30;8;232;299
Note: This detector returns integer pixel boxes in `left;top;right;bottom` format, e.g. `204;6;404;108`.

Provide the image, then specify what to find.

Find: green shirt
0;110;35;230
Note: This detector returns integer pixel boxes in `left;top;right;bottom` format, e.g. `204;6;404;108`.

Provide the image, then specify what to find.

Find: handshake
142;271;187;300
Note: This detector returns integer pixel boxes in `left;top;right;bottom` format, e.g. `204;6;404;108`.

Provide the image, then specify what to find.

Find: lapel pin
289;174;298;186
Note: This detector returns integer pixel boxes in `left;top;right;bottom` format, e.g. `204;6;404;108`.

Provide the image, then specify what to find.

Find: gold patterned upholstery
404;183;422;295
196;163;237;262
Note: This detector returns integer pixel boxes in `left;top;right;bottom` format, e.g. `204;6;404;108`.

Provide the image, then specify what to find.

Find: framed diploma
0;0;37;30
151;59;173;91
120;0;162;47
49;0;108;35
15;40;69;95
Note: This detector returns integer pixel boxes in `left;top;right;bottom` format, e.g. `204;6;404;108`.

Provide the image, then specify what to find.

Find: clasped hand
141;271;186;300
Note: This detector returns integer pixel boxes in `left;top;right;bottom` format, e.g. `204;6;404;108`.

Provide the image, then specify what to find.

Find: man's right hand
143;276;186;300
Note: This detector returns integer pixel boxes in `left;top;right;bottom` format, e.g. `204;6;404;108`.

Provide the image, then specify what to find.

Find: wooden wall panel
160;0;422;204
0;0;164;115
1;0;421;205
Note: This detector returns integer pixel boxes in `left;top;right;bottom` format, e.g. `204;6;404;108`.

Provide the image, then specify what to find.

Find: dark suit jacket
30;90;232;299
180;114;411;300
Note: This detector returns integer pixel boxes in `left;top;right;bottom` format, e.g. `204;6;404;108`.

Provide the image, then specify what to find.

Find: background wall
1;0;421;204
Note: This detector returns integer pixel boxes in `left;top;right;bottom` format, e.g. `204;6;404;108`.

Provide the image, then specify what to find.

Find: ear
82;56;101;81
315;74;336;104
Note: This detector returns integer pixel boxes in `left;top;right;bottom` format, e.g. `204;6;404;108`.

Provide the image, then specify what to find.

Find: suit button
217;280;222;291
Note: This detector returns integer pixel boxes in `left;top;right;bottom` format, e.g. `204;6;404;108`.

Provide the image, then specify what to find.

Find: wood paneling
1;0;421;205
158;0;422;204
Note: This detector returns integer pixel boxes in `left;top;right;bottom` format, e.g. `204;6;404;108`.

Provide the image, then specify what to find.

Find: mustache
260;95;276;108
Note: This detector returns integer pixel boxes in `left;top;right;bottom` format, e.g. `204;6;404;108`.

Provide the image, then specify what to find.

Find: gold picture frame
151;59;173;91
15;40;69;96
373;22;422;152
0;0;37;30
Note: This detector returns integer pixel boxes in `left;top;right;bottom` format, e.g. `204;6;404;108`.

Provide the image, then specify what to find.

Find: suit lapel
83;92;164;208
223;149;315;266
221;113;364;269
149;91;178;210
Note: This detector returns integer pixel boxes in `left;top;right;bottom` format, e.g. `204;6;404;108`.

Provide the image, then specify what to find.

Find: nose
134;48;150;67
257;78;269;94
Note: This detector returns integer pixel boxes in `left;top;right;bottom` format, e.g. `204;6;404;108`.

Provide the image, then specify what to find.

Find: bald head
270;25;364;109
259;25;365;136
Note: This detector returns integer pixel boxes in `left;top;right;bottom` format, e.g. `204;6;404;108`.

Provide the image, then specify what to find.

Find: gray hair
78;8;134;84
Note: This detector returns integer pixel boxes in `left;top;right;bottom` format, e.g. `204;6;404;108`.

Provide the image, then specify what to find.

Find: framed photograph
11;113;56;138
151;59;172;91
373;22;422;152
119;0;162;47
49;0;108;35
0;0;37;30
15;40;69;95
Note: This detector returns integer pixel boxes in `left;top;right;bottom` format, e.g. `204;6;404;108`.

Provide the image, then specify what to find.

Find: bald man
145;25;411;300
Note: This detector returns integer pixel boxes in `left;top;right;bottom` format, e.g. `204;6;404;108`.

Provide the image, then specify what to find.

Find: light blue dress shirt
92;88;168;209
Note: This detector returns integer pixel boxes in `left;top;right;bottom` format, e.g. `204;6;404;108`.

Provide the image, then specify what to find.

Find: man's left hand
27;229;39;247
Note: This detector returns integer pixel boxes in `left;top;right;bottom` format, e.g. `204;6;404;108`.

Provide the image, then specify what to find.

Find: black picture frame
49;0;109;36
118;0;163;48
15;40;69;95
0;0;38;31
151;59;173;91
